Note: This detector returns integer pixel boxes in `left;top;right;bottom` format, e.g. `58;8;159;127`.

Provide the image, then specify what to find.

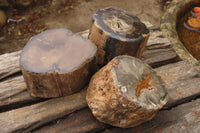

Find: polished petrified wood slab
20;29;97;98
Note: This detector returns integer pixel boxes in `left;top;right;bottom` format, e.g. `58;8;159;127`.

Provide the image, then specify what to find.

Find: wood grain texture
0;50;21;80
0;89;87;133
0;76;43;111
34;108;109;133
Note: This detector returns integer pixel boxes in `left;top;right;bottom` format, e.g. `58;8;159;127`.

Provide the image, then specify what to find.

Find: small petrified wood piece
86;55;168;128
20;29;97;98
88;7;149;66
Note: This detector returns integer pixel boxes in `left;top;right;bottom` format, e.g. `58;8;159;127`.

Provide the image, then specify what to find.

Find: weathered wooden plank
34;108;109;133
0;76;43;110
155;61;200;108
0;76;25;101
102;98;200;133
0;51;21;80
32;60;200;133
142;47;178;67
0;89;87;133
0;76;41;112
147;30;171;47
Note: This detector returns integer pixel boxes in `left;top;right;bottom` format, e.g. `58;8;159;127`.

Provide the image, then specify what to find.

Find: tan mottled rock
86;55;168;128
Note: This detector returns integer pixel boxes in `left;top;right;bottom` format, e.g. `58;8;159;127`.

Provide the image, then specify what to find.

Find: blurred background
0;0;171;54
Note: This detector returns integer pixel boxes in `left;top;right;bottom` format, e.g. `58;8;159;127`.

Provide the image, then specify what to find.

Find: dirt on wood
0;0;171;54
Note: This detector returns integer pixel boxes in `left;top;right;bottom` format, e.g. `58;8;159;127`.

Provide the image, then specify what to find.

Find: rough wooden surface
0;51;21;80
0;89;87;133
34;108;109;133
155;61;200;108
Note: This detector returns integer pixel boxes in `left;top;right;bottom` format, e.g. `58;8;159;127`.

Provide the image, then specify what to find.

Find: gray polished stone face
20;29;97;73
113;56;167;110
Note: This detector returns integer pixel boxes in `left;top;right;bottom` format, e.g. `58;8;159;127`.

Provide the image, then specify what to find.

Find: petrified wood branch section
86;55;168;128
88;7;149;66
20;29;97;98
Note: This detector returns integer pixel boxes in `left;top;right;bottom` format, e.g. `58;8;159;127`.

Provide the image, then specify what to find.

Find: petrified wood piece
20;29;97;98
86;55;168;128
88;7;149;66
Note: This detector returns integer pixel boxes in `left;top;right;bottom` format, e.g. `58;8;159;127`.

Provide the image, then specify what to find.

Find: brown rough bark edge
88;22;108;65
0;89;87;133
21;56;97;98
88;22;150;66
86;56;161;128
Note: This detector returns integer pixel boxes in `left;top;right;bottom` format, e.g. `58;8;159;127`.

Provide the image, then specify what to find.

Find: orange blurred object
193;7;200;15
186;18;200;29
